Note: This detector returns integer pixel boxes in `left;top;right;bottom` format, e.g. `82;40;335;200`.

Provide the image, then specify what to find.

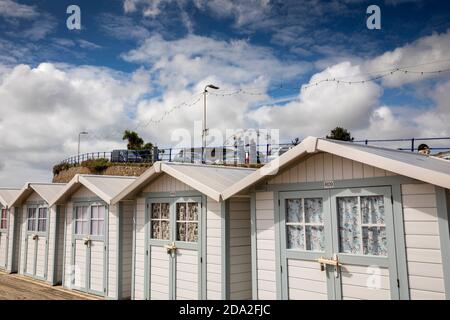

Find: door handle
164;242;177;255
32;234;39;240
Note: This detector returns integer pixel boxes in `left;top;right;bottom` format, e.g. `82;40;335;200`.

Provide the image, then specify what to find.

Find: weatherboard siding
254;191;277;299
108;205;117;297
401;183;446;300
268;153;396;185
206;197;222;299
133;197;146;300
121;201;134;299
228;197;252;300
63;202;73;288
142;174;194;193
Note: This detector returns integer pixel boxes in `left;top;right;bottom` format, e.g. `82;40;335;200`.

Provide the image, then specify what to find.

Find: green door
146;196;203;300
279;187;399;300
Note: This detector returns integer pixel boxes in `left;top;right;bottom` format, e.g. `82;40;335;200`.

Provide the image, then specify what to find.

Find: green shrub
53;162;71;175
81;158;110;173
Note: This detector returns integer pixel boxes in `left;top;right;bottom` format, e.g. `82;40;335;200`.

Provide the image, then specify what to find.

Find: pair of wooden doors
279;186;400;300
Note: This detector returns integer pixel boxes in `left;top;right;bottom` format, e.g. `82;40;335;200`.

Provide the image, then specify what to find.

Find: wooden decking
0;271;100;300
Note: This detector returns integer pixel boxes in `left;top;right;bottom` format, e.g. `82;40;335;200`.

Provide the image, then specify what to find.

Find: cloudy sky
0;0;449;187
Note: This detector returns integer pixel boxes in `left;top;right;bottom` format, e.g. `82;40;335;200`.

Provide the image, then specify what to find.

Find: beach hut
222;136;450;300
111;162;256;300
0;188;21;272
10;183;66;284
49;174;136;299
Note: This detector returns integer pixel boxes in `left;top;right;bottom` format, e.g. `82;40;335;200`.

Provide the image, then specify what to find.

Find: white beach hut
111;162;256;300
49;174;136;299
10;183;66;284
0;188;21;273
222;136;450;300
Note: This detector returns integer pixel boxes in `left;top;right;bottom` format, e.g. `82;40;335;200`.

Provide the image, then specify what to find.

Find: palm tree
122;130;144;150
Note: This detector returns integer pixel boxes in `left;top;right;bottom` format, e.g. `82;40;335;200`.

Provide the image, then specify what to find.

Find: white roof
50;174;137;206
0;188;21;208
112;162;256;203
11;183;67;207
222;136;450;199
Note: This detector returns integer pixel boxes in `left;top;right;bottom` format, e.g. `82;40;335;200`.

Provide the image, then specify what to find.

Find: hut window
0;208;7;229
75;206;89;235
150;203;170;240
27;208;37;231
176;202;199;243
90;205;105;236
37;208;47;232
286;198;324;251
337;195;387;256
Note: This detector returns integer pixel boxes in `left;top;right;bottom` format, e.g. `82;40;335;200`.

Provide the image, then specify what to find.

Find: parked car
111;150;152;163
172;147;243;164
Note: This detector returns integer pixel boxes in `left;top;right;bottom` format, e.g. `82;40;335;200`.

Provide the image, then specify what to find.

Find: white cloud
0;0;37;19
247;62;382;138
0;63;150;186
365;29;450;87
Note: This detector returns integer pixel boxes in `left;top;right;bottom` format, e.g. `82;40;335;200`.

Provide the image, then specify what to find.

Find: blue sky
0;0;450;185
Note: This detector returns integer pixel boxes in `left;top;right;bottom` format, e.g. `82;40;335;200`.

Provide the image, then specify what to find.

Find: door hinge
278;199;280;206
280;265;283;273
146;204;149;209
391;195;394;204
146;250;149;256
200;257;203;263
104;288;106;293
397;279;400;288
104;245;107;251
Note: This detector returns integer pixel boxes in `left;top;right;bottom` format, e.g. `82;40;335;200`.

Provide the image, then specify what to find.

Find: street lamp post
203;84;219;163
78;131;88;163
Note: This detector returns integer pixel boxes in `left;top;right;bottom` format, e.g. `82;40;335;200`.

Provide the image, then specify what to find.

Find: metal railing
60;137;450;166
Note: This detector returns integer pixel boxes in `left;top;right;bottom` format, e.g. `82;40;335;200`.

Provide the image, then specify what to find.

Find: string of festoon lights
84;59;450;142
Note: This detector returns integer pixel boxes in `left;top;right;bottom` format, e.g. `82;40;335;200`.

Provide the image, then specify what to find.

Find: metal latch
32;234;39;240
83;237;92;247
164;242;177;256
317;255;342;278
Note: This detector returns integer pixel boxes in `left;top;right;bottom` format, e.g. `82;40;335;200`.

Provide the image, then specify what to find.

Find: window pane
338;197;361;254
39;208;47;219
76;207;82;220
187;222;198;242
1;209;6;219
83;221;89;235
98;206;105;220
286;199;302;223
98;220;104;236
91;220;98;235
305;226;324;251
92;206;98;219
361;196;385;224
363;227;387;256
161;221;170;240
177;203;186;221
160;203;169;219
304;198;323;223
188;203;198;221
151;203;160;219
82;207;88;220
151;221;160;239
75;221;82;234
287;225;304;249
177;222;186;241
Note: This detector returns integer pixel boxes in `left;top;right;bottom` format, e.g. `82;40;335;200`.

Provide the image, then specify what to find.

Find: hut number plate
323;180;335;189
